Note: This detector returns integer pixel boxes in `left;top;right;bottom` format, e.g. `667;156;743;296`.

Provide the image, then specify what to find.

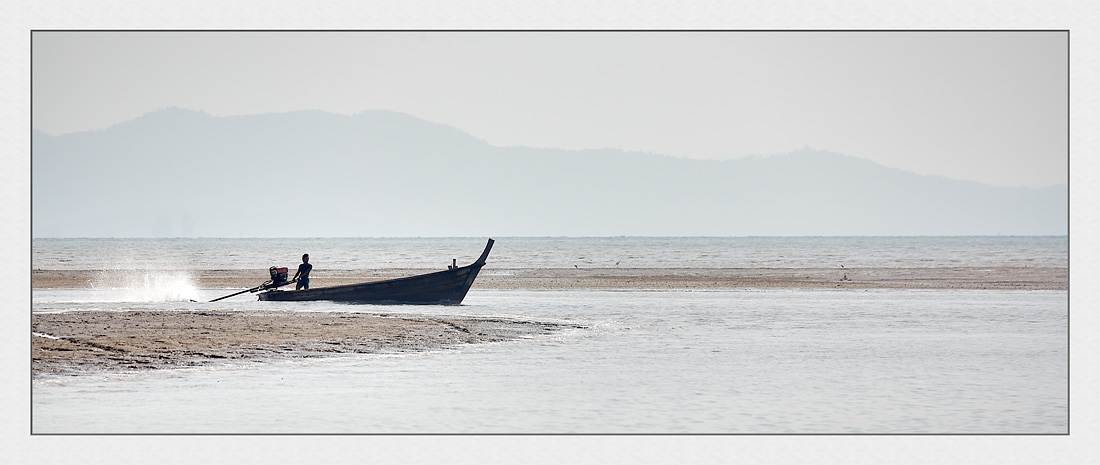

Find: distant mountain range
32;108;1067;237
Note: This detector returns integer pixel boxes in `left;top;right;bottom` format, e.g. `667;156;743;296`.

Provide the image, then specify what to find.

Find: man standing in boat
293;254;312;290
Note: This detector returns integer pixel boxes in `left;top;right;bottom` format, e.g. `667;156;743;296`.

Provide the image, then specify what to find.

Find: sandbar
33;310;578;378
33;266;1069;291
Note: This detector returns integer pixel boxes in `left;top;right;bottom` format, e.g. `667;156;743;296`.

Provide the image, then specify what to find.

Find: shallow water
32;288;1067;434
31;237;1068;433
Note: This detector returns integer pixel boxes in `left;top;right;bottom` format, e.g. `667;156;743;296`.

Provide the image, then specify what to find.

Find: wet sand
33;310;579;378
33;266;1069;291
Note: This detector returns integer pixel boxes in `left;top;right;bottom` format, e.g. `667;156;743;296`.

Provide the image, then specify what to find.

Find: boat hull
256;239;493;305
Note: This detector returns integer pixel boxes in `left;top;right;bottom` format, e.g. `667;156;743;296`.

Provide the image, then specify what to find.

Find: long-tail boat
211;239;494;305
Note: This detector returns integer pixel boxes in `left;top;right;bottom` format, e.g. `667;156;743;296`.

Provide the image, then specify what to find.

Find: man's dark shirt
297;263;312;278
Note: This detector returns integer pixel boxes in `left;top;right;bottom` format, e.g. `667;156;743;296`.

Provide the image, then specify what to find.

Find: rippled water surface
33;287;1067;434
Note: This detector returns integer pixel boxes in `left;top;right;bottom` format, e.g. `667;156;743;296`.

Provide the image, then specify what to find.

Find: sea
31;236;1068;434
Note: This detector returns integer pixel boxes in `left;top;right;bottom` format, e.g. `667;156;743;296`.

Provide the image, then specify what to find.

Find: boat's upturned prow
257;238;494;305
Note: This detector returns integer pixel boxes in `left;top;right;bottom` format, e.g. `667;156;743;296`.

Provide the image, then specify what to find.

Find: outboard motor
210;266;292;302
269;266;289;286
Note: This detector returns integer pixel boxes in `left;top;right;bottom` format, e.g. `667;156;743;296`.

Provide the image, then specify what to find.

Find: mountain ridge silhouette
32;108;1067;237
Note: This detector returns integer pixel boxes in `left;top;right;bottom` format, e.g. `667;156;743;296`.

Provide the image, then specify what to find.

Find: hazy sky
33;31;1067;187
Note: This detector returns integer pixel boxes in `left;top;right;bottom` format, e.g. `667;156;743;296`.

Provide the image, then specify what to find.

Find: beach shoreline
32;266;1069;291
